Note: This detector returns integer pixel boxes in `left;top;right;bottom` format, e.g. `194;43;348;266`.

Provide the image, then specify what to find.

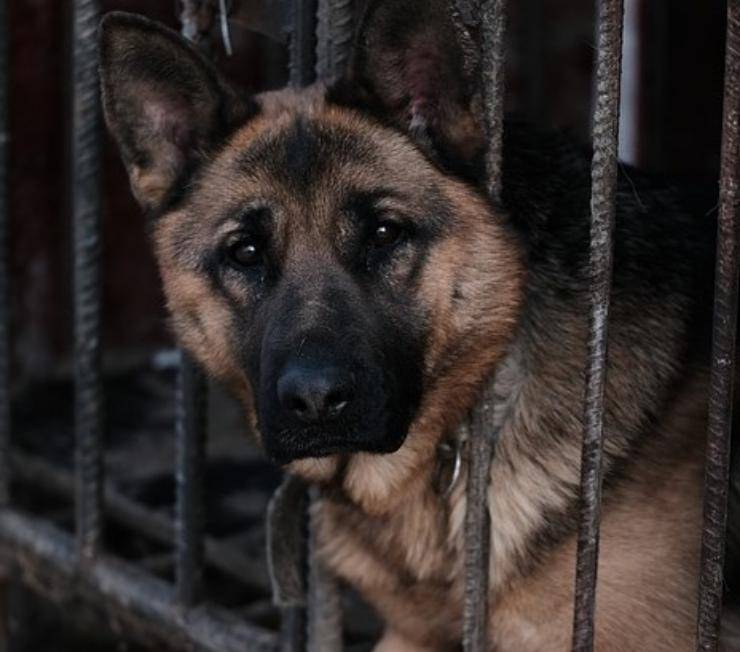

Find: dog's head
100;1;523;508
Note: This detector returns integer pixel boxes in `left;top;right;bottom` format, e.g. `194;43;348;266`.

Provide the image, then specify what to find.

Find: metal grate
0;1;737;651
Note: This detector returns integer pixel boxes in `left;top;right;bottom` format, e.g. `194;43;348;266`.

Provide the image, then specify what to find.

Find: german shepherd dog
99;2;738;649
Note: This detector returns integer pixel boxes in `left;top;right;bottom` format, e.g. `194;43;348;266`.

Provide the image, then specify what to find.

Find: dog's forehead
192;90;438;214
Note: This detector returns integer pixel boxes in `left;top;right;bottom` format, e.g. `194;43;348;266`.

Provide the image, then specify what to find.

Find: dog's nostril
277;365;353;423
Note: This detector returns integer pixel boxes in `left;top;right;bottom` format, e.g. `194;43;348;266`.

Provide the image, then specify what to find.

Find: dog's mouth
263;423;409;465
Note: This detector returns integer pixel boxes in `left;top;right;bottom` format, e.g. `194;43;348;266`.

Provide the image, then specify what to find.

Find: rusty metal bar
290;0;317;87
463;404;497;652
696;2;739;650
72;0;104;562
316;0;354;82
480;0;508;205
174;354;207;607
462;2;508;651
0;509;278;652
0;0;9;508
307;486;342;652
301;7;350;649
173;3;212;609
571;1;624;650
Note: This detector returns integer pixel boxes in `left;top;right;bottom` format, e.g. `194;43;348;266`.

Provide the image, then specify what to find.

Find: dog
99;2;737;649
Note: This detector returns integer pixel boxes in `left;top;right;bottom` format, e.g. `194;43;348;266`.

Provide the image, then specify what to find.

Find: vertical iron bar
481;0;508;205
174;353;207;606
462;399;497;652
290;0;317;87
302;6;350;649
0;576;8;652
0;0;10;508
175;2;210;608
316;0;354;82
696;2;739;650
0;3;9;648
72;0;103;562
571;1;623;650
462;2;507;651
307;487;342;652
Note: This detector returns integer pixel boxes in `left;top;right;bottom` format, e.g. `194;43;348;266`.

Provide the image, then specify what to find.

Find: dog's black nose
277;364;353;423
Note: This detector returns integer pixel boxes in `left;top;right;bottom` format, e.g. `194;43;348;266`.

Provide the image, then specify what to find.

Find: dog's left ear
329;0;484;174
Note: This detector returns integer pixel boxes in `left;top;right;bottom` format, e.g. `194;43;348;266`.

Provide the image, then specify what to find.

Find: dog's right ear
99;12;255;213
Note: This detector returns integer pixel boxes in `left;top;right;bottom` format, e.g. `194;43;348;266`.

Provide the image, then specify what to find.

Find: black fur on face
246;265;425;464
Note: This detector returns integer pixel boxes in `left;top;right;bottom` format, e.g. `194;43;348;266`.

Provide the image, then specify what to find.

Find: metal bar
307;487;342;652
290;0;317;87
298;6;349;650
316;0;354;82
462;406;497;652
0;509;278;652
571;1;624;650
174;4;212;608
462;2;508;651
480;0;508;205
9;450;270;591
696;2;739;650
72;0;104;562
174;354;207;607
0;0;10;508
275;4;320;649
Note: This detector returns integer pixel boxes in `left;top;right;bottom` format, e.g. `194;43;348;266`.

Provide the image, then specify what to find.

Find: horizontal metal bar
9;449;270;591
695;1;740;650
572;1;624;650
0;508;278;652
72;0;104;562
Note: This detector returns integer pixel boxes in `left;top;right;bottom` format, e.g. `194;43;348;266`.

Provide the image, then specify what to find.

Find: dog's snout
277;364;354;423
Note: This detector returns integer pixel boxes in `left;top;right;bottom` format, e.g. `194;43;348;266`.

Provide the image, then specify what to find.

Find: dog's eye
226;238;262;269
371;221;403;248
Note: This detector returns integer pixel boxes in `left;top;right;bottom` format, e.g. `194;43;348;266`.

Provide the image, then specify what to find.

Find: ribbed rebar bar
480;0;508;205
290;0;317;87
175;2;211;608
296;7;347;650
462;396;497;652
307;487;342;652
0;0;10;508
316;0;354;82
174;353;207;607
462;2;507;651
72;0;104;562
571;1;623;650
696;2;739;650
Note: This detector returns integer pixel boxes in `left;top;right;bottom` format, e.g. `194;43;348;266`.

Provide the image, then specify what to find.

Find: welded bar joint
571;1;624;650
695;2;740;650
72;0;104;562
0;0;10;507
